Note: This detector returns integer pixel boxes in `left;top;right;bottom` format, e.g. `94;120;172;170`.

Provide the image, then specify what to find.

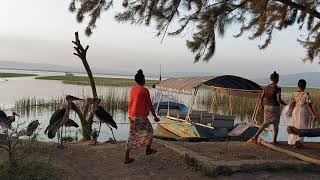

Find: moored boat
153;75;263;141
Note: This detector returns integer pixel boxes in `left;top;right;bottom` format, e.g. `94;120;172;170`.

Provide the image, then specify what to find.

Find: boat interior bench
176;112;235;129
160;110;236;141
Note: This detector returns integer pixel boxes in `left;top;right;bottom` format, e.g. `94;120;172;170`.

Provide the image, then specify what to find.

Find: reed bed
197;90;263;123
12;87;320;127
14;89;130;114
14;97;64;110
197;88;320;125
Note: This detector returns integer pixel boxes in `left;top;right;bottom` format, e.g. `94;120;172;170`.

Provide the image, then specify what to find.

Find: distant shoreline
0;72;37;78
35;75;158;87
0;67;134;78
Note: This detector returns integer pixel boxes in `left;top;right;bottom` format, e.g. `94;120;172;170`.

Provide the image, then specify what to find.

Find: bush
0;161;62;180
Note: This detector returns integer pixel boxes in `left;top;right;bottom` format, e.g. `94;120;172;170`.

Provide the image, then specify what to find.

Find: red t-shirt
128;84;155;118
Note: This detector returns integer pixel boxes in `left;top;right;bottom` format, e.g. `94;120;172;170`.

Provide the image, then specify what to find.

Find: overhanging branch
275;0;320;19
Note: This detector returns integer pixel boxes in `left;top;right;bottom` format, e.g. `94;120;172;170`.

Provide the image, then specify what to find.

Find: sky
0;0;319;78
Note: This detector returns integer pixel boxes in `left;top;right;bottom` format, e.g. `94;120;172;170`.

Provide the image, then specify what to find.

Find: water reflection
9;107;131;142
0;75;131;110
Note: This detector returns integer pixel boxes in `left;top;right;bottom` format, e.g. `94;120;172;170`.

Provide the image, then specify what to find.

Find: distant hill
255;72;320;87
0;60;82;73
0;60;131;76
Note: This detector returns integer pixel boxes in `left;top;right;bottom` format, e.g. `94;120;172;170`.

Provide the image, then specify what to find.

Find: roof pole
167;98;170;116
210;91;216;113
185;86;199;122
155;92;163;115
228;95;233;115
251;92;262;124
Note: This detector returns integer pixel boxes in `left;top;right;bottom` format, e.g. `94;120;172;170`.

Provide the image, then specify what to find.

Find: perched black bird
95;106;117;129
0;110;20;129
26;120;40;136
95;105;117;141
0;110;7;119
62;119;79;141
45;108;66;139
45;95;82;147
65;119;79;128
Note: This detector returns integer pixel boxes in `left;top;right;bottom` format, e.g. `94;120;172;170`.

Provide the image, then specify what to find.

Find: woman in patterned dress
288;79;316;148
124;69;160;164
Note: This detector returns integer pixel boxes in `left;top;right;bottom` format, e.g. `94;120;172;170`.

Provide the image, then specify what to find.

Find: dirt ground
174;141;296;161
0;141;213;180
1;140;320;180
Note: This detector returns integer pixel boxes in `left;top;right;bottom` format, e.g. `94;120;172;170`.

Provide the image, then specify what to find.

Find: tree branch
73;32;97;98
275;0;320;19
70;102;87;126
87;99;100;124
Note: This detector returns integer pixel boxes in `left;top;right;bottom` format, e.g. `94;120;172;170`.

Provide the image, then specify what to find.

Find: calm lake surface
1;69;319;143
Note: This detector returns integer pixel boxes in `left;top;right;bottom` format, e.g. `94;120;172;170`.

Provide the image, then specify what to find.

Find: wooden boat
158;117;200;138
154;75;263;141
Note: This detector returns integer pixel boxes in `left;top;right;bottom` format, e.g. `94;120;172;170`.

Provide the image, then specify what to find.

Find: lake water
1;69;319;143
0;69;160;142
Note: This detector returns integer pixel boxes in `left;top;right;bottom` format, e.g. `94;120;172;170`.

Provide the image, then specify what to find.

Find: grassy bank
35;75;157;87
0;72;37;78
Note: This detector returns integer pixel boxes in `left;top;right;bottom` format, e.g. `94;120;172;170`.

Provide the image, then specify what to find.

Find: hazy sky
0;0;319;78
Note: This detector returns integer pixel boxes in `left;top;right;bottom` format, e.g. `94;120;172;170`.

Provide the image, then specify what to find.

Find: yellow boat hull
159;117;200;138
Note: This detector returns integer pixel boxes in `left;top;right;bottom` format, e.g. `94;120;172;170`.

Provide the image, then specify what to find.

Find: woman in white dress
288;79;316;148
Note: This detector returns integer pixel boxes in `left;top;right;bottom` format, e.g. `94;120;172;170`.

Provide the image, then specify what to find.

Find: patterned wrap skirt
264;105;281;127
126;116;153;150
288;105;309;145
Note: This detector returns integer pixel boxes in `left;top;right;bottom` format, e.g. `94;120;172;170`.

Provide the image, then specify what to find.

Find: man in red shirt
125;69;160;164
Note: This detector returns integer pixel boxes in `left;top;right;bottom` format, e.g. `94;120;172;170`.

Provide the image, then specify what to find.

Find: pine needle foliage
70;0;320;62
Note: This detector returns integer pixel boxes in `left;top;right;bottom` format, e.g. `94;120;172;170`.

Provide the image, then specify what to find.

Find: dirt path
173;141;295;161
38;141;212;180
1;140;320;179
49;141;320;180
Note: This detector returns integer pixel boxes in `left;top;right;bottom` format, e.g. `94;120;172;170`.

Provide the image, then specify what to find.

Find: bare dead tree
71;32;100;140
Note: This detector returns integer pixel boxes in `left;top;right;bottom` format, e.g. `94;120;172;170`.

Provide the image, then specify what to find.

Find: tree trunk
82;123;93;140
72;32;100;141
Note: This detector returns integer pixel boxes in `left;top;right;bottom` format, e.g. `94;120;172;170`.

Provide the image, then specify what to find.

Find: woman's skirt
126;116;153;150
264;105;281;127
288;105;309;145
